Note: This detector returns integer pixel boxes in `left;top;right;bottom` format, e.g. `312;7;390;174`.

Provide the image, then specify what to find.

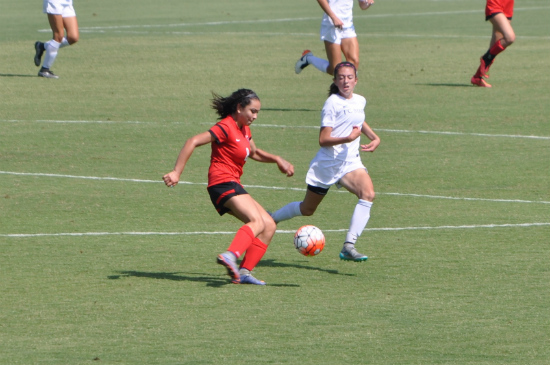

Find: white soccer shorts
43;0;76;17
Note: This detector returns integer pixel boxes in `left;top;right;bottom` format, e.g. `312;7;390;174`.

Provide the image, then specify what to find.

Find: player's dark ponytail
211;89;260;119
328;83;339;96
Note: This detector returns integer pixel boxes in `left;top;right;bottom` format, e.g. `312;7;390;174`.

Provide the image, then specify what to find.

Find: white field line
1;171;550;205
72;29;550;41
2;222;549;238
0;119;151;124
3;119;549;141
252;124;550;141
37;7;548;32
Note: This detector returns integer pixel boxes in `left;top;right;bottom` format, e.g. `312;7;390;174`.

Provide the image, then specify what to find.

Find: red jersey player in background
163;89;294;285
471;0;516;88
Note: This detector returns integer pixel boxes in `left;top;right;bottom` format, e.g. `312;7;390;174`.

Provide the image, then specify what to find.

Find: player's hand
359;0;374;10
331;16;344;29
348;126;362;142
277;158;295;177
163;171;180;187
360;139;380;152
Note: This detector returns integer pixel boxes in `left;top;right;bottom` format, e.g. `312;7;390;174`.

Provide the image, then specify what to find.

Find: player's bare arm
249;143;295;177
360;122;380;152
319;126;362;147
163;131;213;187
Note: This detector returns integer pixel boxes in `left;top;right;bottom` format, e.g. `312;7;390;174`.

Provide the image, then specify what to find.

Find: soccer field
1;0;549;364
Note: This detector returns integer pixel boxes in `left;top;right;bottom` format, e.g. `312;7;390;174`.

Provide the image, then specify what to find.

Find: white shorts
306;154;367;189
43;0;76;17
320;24;357;45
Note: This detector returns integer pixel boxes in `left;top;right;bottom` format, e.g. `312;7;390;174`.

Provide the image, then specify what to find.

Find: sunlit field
1;1;549;364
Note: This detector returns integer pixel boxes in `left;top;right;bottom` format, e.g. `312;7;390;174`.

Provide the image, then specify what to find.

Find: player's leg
210;185;256;282
300;187;327;216
295;50;332;75
270;186;326;223
482;13;515;71
324;41;344;75
490;12;515;47
223;194;275;285
474;13;515;83
340;37;360;69
62;15;79;45
337;168;375;261
39;13;65;78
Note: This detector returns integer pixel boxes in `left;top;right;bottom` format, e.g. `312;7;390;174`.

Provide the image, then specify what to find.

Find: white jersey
321;0;355;29
318;93;366;161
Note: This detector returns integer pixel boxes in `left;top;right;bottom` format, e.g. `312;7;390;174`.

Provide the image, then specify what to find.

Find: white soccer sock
308;54;329;73
60;37;70;48
345;199;372;244
42;40;60;69
271;201;302;223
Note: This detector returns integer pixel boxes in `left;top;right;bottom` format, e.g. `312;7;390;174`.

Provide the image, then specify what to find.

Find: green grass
1;0;549;364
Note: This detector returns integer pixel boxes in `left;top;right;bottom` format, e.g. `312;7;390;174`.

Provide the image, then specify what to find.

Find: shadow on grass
108;258;351;288
0;73;36;78
109;271;228;288
108;270;302;287
257;259;356;277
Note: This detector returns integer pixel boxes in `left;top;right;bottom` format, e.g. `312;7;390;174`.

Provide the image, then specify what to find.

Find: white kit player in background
295;0;374;76
34;0;80;79
271;61;380;262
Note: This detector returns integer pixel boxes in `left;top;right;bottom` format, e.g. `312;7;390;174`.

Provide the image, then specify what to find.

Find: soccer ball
293;225;325;256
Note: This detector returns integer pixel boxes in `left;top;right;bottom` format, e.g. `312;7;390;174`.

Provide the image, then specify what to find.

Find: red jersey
207;116;252;187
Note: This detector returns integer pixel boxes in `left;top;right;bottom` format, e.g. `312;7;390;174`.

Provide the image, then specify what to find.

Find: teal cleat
339;243;368;262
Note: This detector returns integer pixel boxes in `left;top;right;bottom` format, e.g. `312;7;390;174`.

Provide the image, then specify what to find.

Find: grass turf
1;0;549;364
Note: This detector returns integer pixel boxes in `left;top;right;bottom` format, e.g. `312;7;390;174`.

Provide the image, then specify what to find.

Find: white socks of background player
42;39;60;69
271;201;302;223
307;54;330;73
60;37;70;48
345;199;372;244
42;38;70;69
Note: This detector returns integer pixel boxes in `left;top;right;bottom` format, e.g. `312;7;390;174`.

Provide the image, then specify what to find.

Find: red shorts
486;0;514;20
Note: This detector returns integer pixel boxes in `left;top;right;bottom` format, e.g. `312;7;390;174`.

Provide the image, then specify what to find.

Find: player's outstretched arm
249;140;295;177
162;131;213;187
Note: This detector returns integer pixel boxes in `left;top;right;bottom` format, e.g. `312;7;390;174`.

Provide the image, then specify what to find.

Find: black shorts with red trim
207;181;249;216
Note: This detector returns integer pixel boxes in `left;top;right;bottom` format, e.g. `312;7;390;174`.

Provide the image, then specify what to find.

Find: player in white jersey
295;0;374;76
272;62;380;261
34;0;80;78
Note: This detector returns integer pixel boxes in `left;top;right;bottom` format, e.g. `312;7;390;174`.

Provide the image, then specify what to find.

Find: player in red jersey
471;0;516;87
163;89;294;285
